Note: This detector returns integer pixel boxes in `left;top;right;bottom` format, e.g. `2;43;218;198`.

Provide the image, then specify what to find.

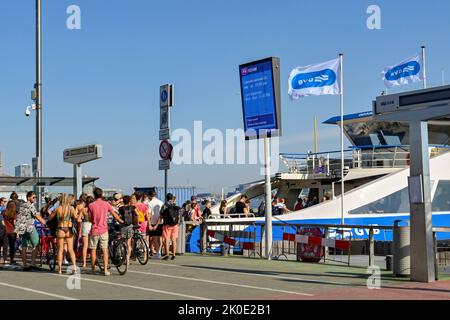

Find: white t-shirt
148;198;164;225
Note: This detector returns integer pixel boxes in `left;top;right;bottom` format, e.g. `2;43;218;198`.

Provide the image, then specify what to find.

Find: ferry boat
197;111;450;247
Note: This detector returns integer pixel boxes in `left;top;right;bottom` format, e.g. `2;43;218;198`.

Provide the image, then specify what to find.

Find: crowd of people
227;192;331;218
0;188;199;276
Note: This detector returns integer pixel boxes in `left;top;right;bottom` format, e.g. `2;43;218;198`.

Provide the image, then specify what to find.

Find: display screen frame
239;57;282;140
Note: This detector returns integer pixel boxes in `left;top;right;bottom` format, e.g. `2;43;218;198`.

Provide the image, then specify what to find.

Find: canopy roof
0;176;99;187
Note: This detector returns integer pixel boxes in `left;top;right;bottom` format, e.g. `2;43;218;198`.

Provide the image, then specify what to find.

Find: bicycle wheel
135;237;149;265
113;240;128;276
47;243;57;271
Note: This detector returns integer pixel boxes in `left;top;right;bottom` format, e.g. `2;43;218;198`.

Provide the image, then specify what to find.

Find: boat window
349;188;410;215
432;181;450;212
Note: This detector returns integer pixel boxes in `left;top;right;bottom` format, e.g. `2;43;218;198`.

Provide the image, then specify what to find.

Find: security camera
25;104;36;117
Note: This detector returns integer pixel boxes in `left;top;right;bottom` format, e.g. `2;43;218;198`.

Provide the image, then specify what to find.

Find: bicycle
129;225;149;266
96;223;128;275
36;225;57;271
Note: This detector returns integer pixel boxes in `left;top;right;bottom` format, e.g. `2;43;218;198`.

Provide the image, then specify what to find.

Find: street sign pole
264;136;272;260
160;84;174;203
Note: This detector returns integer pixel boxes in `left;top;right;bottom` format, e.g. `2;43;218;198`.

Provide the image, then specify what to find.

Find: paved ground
0;254;449;300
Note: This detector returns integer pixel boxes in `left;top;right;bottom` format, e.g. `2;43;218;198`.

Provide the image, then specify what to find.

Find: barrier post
434;232;439;281
260;224;265;259
369;227;375;267
229;224;234;256
201;221;207;254
324;227;329;263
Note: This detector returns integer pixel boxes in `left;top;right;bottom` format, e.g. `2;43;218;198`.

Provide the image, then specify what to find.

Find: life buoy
297;227;324;263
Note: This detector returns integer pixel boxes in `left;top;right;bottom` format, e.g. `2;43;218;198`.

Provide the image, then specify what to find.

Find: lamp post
34;0;43;209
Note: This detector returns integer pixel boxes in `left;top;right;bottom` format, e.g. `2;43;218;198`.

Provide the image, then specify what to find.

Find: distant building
15;164;32;177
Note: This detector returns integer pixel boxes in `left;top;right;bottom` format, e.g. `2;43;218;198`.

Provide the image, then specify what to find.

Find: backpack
134;204;145;224
122;206;135;226
163;204;180;226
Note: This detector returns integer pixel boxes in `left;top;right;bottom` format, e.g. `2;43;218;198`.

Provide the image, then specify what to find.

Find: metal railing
201;220;396;267
280;145;450;176
208;213;256;219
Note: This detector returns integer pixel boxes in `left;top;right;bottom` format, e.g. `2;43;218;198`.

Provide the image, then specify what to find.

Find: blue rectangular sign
239;57;281;139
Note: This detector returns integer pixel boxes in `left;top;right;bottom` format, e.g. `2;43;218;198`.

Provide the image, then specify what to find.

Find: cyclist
118;195;139;265
89;188;124;276
48;194;79;274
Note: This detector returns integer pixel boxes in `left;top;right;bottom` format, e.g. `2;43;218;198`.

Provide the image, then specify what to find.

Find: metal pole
422;46;427;89
264;137;272;260
73;164;82;199
164;169;168;203
35;0;43;210
339;53;345;225
314;115;318;154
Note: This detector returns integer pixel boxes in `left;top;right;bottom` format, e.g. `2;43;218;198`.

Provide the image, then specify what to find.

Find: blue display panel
239;58;281;139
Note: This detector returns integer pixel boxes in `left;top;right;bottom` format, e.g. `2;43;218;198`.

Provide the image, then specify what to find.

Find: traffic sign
160;84;173;108
160;106;169;130
159;140;172;160
159;128;170;140
159;159;170;170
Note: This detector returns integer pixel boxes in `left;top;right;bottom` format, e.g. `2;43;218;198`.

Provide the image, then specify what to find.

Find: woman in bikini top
49;194;79;274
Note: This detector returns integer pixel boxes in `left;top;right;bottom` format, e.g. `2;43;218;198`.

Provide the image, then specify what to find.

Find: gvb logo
366;266;381;290
385;61;421;80
291;69;337;89
66;266;81;290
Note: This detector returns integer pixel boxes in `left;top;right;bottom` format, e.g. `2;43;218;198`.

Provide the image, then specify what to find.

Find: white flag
383;53;424;88
288;58;341;99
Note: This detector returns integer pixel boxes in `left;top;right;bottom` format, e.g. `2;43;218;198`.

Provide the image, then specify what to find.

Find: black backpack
163;204;180;226
121;206;135;226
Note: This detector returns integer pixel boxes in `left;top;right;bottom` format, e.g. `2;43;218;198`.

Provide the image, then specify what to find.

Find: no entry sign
159;140;172;161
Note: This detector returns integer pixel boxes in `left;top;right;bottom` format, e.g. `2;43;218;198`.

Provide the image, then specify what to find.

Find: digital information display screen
239;57;281;139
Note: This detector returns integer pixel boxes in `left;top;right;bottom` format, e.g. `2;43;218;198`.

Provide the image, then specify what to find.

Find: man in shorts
14;191;47;271
89;188;124;276
147;191;164;258
155;193;180;261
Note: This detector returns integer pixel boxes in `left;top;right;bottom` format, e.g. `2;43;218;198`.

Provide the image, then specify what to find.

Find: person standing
147;191;164;258
131;194;151;244
294;197;303;211
118;195;139;265
235;194;249;217
2;201;17;265
156;193;180;261
0;198;6;214
219;200;228;218
48;194;79;274
88;188;124;276
203;200;212;219
79;195;94;270
0;209;6;264
14;191;47;271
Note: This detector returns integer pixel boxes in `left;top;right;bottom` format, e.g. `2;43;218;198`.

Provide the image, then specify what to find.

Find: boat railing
280;145;450;175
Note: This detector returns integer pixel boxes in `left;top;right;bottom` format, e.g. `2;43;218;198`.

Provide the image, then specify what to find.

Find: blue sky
1;0;450;194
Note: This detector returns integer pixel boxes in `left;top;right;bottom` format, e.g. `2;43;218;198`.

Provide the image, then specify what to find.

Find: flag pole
314;114;318;154
339;53;345;226
422;46;427;89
